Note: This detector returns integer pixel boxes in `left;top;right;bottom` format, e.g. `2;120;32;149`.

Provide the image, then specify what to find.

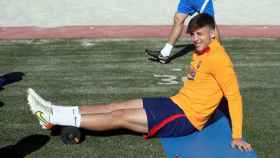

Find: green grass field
0;38;279;158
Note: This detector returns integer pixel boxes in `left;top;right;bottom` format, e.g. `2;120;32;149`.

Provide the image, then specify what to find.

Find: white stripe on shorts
200;0;210;13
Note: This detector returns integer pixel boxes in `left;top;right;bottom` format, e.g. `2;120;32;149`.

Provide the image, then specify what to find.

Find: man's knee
173;13;188;25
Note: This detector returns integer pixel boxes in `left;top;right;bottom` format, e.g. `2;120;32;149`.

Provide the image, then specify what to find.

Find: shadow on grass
0;134;50;158
83;129;142;137
147;44;195;64
0;72;25;91
0;72;25;108
0;100;4;107
169;44;195;61
51;125;140;144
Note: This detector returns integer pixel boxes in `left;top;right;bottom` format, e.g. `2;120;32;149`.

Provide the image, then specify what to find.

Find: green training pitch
0;38;279;158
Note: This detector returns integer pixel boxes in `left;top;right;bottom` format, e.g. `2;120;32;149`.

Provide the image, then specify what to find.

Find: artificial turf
0;38;279;158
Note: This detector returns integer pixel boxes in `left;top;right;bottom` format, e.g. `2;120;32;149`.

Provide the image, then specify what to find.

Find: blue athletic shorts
142;97;197;138
177;0;214;16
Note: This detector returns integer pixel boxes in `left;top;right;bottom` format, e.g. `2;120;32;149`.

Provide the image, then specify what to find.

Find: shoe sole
35;111;54;129
145;49;169;64
27;88;54;129
145;48;160;58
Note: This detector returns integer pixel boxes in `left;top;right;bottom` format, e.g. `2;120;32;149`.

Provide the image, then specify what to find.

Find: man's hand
231;138;252;152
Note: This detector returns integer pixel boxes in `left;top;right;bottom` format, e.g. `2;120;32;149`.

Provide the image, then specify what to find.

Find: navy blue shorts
142;97;197;138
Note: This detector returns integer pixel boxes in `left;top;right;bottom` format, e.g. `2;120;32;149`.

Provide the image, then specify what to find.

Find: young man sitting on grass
27;14;252;152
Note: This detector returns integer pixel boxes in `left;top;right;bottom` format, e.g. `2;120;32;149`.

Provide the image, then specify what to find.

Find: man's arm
210;54;243;139
209;52;252;152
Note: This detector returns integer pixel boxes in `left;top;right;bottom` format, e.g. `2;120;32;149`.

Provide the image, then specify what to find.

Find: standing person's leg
158;0;193;64
160;0;220;62
160;12;188;58
167;13;189;46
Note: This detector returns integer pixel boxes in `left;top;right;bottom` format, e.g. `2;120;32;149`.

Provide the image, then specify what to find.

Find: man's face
189;26;215;52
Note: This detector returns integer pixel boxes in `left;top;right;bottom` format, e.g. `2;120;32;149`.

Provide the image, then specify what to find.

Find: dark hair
186;13;216;34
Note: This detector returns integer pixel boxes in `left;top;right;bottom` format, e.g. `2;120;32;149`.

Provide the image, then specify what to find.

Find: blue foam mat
160;112;257;158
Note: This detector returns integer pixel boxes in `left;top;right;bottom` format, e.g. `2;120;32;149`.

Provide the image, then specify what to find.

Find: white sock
51;105;81;127
160;43;173;57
